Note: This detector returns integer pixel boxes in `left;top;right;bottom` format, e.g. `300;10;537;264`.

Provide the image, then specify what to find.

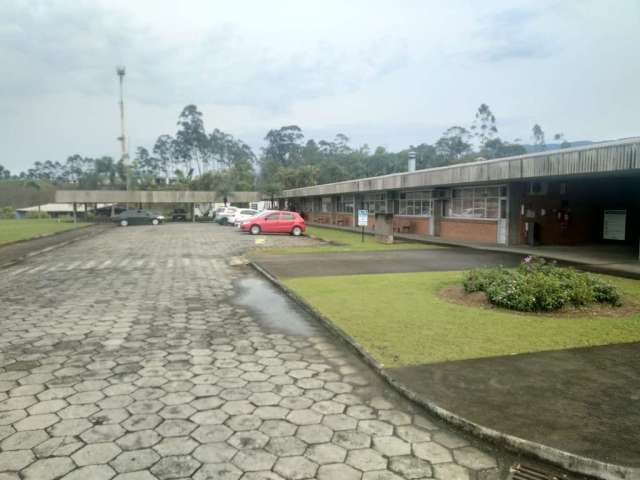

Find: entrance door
497;198;508;244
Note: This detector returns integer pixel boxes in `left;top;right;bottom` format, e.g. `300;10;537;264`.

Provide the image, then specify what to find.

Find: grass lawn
0;219;90;246
284;271;640;367
257;226;438;254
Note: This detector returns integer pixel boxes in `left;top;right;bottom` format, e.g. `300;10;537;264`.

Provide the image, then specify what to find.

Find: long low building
279;138;640;249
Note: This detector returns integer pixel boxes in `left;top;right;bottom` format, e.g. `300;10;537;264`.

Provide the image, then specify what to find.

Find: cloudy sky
1;0;639;173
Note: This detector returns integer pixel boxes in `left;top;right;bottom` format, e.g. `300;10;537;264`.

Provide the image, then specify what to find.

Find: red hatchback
240;210;306;236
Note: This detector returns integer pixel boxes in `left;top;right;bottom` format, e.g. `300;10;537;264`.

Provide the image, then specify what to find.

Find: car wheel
250;225;261;235
152;218;159;226
120;219;128;227
292;226;302;236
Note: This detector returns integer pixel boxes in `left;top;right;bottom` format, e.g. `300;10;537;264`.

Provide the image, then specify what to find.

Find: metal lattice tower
116;66;128;165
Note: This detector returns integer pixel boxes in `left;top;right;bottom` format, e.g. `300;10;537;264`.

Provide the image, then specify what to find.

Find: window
362;193;387;213
447;186;505;219
336;195;354;213
321;197;332;213
399;191;432;216
265;213;279;221
281;213;294;220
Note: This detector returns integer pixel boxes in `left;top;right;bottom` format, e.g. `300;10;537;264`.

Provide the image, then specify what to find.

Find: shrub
25;211;51;219
463;256;621;312
0;205;14;219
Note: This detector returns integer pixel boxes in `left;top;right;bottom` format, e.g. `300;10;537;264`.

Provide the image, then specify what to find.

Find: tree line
1;104;571;199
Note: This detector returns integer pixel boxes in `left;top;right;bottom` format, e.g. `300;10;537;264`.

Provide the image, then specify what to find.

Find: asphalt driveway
254;248;522;278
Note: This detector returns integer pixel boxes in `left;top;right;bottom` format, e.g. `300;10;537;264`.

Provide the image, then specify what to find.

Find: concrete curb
0;224;111;270
249;260;640;480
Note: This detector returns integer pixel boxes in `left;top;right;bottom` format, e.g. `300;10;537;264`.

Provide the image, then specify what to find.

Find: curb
0;224;111;270
249;260;639;480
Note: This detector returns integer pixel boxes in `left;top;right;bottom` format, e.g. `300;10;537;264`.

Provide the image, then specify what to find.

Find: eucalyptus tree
175;105;212;175
532;124;546;151
435;126;472;160
0;165;10;179
470;103;498;146
153;134;179;180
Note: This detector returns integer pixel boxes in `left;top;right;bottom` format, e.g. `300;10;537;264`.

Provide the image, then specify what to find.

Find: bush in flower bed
463;256;621;312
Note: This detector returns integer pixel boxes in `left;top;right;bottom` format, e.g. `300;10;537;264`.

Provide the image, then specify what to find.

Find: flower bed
463;256;621;312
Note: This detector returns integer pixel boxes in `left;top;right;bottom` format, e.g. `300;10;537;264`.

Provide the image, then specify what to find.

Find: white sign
603;210;626;240
357;210;368;227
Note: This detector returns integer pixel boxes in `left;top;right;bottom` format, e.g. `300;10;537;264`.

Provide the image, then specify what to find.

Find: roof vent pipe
408;151;416;172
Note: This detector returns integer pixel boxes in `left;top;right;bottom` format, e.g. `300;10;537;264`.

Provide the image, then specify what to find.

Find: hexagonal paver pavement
0;225;504;479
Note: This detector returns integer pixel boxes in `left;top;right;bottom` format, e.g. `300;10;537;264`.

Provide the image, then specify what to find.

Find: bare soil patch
439;284;640;318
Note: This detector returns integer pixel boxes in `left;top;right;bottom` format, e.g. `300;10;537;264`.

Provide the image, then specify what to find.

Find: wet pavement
0;224;510;480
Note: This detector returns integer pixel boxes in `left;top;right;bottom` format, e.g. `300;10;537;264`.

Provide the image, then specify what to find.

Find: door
263;212;281;233
497;198;508;244
279;212;295;233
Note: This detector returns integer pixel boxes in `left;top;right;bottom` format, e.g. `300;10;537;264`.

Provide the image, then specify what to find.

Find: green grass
257;226;438;254
285;271;640;367
0;219;90;246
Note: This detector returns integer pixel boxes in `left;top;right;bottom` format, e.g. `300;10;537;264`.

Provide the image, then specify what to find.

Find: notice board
603;210;626;240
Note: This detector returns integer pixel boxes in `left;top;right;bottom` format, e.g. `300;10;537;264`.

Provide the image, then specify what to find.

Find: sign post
357;209;368;242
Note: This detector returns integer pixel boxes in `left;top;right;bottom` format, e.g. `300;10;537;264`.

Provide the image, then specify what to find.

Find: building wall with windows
281;138;640;247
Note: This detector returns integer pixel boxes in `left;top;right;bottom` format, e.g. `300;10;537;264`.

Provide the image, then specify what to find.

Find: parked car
114;209;164;227
233;209;260;228
240;210;305;236
171;208;188;221
215;207;238;225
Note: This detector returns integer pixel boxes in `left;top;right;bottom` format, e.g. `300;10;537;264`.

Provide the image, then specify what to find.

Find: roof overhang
280;137;640;198
55;190;263;204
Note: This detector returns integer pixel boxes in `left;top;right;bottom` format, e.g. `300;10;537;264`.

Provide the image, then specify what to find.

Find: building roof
281;137;640;198
16;203;113;213
54;190;262;204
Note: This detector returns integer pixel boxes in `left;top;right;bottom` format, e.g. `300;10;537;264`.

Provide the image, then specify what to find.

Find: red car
240;210;306;236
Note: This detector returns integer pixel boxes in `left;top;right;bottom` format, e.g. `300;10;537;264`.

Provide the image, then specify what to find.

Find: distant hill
522;140;594;153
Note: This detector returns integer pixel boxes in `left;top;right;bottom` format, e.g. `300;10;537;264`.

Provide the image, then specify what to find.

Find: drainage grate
509;463;569;480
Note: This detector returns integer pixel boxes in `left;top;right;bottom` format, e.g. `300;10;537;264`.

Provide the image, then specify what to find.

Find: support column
72;203;77;224
508;182;525;246
192;203;195;222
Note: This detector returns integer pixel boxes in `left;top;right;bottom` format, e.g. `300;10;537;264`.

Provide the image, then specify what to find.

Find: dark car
172;208;188;221
114;209;165;227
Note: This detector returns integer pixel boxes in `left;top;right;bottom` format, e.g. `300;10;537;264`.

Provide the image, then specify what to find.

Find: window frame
445;185;506;220
398;190;433;217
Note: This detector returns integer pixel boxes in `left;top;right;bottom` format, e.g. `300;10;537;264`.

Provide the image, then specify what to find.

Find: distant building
15;203;116;219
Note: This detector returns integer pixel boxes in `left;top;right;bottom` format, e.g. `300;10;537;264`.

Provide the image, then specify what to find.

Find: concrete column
72;203;77;224
508;182;525;246
353;194;357;227
432;199;442;237
192;203;195;222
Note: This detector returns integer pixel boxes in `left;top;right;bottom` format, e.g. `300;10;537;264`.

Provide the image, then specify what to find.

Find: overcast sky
1;0;639;173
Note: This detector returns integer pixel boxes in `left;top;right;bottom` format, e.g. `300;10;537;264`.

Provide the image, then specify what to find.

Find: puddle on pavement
234;275;319;336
